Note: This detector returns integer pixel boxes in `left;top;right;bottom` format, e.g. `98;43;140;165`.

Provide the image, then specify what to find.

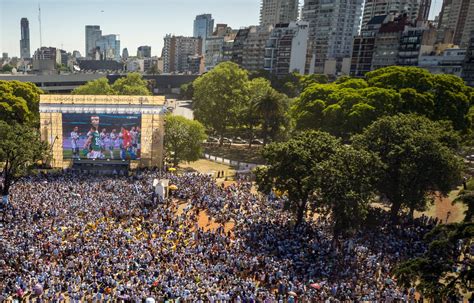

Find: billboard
62;113;141;160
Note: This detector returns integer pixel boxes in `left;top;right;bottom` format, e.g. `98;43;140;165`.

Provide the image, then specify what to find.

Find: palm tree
255;89;288;145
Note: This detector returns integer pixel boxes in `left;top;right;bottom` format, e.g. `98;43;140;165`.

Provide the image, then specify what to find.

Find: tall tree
394;222;473;301
243;78;272;146
353;114;463;221
0;80;43;125
112;72;151;95
193;62;249;145
257;131;341;225
315;146;381;236
257;89;289;145
72;78;115;95
0;122;49;197
164;115;207;166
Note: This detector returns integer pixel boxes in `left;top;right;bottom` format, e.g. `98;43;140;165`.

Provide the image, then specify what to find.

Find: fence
203;153;259;171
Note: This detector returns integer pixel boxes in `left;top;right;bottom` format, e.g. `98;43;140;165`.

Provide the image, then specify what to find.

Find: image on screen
62;114;141;160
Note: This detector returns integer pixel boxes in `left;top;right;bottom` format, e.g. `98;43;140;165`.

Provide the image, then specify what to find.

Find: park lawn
203;144;265;164
179;159;236;179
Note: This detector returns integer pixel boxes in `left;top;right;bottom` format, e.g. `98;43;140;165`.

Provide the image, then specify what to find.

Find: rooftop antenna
38;3;43;47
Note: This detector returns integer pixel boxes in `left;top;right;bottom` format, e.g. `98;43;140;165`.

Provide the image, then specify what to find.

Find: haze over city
1;0;443;57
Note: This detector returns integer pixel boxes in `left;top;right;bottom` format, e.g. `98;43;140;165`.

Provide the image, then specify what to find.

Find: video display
62;114;141;160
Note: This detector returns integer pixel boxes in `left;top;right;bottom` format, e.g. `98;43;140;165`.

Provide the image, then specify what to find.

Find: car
206;136;219;143
233;137;248;144
251;139;264;145
222;137;233;144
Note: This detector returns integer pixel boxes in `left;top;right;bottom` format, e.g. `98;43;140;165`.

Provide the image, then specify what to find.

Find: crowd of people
0;170;438;302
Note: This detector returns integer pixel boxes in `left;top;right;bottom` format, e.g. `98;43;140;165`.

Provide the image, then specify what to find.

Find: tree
164;115;207;166
146;64;160;75
394;222;473;301
453;188;474;222
256;88;289;145
0;80;43;125
180;82;194;100
243;78;272;147
112;72;151;95
291;67;473;137
0;122;49;197
353;114;463;221
1;64;14;73
193;62;249;145
315;146;381;236
257;131;341;225
72;73;151;96
72;77;115;95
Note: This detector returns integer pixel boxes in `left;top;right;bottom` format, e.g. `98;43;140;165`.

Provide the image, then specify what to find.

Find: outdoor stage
39;95;166;169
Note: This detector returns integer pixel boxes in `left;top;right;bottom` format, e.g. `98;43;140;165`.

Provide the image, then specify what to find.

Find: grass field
178;159;236;179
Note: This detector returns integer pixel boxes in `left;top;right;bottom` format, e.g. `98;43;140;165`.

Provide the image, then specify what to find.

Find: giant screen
62;113;141;160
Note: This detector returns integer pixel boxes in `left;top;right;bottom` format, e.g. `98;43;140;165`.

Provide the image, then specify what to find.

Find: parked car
222;137;233;144
251;139;264;145
233;137;248;144
206;136;219;143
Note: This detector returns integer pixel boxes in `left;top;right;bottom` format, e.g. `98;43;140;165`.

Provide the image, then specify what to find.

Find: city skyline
0;0;442;58
0;0;260;57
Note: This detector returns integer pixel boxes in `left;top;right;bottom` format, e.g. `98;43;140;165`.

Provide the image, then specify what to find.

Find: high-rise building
371;15;411;69
85;25;102;58
162;35;202;73
2;53;8;60
231;26;273;71
418;0;432;21
264;21;309;76
260;0;299;27
95;34;121;61
397;23;437;66
194;14;214;39
362;0;425;27
350;15;391;77
20;18;31;59
462;31;474;86
302;0;364;75
137;46;152;58
437;0;474;48
122;48;129;60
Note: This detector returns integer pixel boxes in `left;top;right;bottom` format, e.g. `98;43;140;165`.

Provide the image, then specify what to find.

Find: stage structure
39;95;165;169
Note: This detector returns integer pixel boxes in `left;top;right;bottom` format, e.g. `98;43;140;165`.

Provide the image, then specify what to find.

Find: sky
0;0;442;58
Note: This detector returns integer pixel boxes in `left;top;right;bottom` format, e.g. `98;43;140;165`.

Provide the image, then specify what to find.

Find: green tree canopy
193;62;249;143
72;77;115;95
292;66;473;137
394;222;473;301
353;114;463;221
315;145;381;236
164;115;207;166
0;122;50;196
0;80;43;125
179;82;194;100
72;73;151;95
257;131;341;225
1;64;14;73
112;73;151;95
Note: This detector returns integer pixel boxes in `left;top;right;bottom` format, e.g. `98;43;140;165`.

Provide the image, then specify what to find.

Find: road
173;100;194;120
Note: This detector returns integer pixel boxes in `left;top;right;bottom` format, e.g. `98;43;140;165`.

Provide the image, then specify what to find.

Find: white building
418;47;466;76
264;21;309;76
302;0;364;75
126;58;145;72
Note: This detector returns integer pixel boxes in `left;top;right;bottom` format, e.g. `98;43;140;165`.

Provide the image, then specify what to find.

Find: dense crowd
0;170;438;302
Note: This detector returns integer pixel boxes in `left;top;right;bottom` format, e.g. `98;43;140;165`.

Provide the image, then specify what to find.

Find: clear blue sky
0;0;442;58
